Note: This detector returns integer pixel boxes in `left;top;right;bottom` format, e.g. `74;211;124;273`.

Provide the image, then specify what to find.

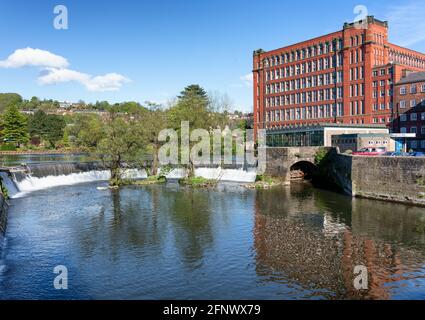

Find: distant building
331;133;395;153
253;16;425;137
393;71;425;151
266;123;389;147
59;101;73;109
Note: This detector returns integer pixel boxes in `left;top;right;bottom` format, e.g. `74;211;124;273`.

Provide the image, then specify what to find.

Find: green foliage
1;105;29;146
66;114;105;149
0;176;9;199
0;93;22;112
141;105;169;175
19;96;59;111
96;115;147;186
314;148;329;166
0;143;17;151
45;115;66;148
110;101;148;115
132;175;167;186
28;110;66;148
179;176;216;187
158;165;173;177
255;175;274;184
178;85;208;102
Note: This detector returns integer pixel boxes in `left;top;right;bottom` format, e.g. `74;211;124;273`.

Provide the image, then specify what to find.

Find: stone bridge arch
290;160;318;181
264;147;329;185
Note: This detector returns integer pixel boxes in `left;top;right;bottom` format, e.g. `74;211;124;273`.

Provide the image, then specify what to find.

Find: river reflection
254;183;425;299
0;182;424;299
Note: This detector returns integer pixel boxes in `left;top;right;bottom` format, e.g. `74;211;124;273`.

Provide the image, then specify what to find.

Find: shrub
0;143;17;151
314;148;328;166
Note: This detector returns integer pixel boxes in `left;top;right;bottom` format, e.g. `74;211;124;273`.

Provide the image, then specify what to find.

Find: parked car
385;151;425;157
411;152;425;157
352;147;387;156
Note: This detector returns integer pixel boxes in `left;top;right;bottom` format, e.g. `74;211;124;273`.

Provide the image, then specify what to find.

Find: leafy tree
111;101;148;115
44;115;66;148
1;105;29;146
66;114;105;149
167;85;232;176
96;114;147;186
28;110;49;139
142;103;169;175
28;110;66;148
178;84;208;102
0;93;23;112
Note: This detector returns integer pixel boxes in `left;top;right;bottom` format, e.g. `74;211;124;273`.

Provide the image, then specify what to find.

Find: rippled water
0;182;424;300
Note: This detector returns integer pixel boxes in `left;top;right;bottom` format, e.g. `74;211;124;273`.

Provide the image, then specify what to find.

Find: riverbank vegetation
0;86;252;186
245;175;284;189
179;176;218;188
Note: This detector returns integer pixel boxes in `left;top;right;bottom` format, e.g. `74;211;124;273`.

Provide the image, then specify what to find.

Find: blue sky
0;0;425;112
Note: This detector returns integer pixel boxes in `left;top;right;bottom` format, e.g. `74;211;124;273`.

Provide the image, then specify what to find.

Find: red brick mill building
253;16;425;147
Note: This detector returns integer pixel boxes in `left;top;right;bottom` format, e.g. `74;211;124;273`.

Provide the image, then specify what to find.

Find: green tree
96;114;147;186
142;103;169;175
167;85;232;176
66;114;105;149
28;110;49;139
178;85;208;102
44;114;66;148
28;110;66;148
0;93;23;112
1;105;29;146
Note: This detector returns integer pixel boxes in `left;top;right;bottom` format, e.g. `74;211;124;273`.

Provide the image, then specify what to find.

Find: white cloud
385;1;425;47
0;47;69;69
0;47;130;92
38;68;130;92
240;73;253;87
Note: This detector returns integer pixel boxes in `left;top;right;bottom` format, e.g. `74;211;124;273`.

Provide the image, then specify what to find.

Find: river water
0;178;424;300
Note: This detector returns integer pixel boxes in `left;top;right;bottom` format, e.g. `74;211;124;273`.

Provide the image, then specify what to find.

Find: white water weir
0;162;257;198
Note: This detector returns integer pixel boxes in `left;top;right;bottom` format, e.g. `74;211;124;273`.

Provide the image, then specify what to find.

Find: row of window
399;84;425;95
373;103;393;111
400;126;425;135
351;84;365;97
335;139;391;145
408;140;425;149
399;99;425;108
349;49;364;65
400;112;425;122
372;89;393;98
373;80;392;87
372;68;392;77
265;55;343;80
350;100;365;115
265;104;344;122
263;40;344;67
349;67;364;81
373;118;392;124
265;72;343;94
265;88;343;107
389;50;425;69
373;47;386;67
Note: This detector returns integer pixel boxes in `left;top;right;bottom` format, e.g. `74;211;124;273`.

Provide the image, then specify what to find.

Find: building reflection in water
253;183;425;300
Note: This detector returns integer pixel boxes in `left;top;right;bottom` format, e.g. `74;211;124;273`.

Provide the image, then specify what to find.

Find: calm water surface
0;182;425;300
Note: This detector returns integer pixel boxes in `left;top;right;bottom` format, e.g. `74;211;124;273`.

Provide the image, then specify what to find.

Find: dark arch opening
290;161;318;181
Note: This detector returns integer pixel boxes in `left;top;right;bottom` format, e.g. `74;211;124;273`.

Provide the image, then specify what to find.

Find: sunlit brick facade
253;16;425;135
